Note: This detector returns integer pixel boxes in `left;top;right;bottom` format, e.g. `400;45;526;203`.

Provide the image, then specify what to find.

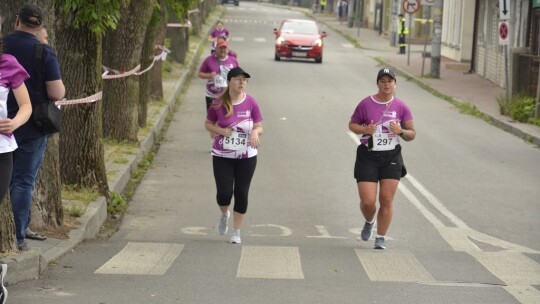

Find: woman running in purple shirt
204;67;263;244
349;67;416;250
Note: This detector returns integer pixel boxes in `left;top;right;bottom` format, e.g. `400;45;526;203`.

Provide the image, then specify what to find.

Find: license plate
292;51;307;57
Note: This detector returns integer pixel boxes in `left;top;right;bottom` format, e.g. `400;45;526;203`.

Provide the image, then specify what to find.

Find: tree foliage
56;0;125;34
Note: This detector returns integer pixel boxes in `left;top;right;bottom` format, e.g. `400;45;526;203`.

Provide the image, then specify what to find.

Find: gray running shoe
360;221;374;241
229;229;241;244
0;263;7;304
217;211;230;235
374;237;386;250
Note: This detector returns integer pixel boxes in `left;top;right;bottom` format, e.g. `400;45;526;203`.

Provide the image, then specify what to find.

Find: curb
1;10;220;286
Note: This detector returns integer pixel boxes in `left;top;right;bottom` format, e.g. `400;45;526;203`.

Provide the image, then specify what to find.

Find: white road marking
95;242;183;275
231;37;244;42
253;37;266;43
180;227;208;235
503;285;540;304
341;43;354;48
355;251;434;282
467;251;540;286
306;225;346;239
250;224;293;237
237;246;304;279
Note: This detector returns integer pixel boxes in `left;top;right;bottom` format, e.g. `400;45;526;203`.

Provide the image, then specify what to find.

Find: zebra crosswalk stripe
95;242;184;275
237;246;305;279
355;250;434;282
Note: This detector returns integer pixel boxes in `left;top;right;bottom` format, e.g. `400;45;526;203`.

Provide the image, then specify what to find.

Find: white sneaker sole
0;263;7;304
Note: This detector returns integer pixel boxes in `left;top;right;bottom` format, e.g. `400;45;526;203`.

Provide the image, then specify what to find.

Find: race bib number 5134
223;131;248;151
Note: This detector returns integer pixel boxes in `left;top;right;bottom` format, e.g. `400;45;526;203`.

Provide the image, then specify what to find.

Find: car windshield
281;21;319;35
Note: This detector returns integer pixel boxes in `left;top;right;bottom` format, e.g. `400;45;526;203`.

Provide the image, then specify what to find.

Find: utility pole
430;1;443;78
534;66;540;118
390;0;399;46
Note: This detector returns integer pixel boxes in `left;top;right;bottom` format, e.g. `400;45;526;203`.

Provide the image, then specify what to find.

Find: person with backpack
3;3;65;251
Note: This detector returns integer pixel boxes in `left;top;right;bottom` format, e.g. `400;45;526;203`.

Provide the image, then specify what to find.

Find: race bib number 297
372;132;398;151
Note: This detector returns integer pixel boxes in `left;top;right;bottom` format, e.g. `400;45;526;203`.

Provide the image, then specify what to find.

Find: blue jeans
10;136;47;246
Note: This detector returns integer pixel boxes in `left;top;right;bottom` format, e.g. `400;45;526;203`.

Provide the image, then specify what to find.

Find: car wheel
315;56;322;63
274;54;281;61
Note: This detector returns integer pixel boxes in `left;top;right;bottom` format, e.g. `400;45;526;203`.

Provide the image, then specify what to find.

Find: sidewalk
310;11;540;147
0;10;223;286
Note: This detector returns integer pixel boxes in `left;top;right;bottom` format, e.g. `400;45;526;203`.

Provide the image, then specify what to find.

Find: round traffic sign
499;22;508;40
402;0;420;14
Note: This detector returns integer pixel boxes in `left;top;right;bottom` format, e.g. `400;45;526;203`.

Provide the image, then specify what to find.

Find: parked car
222;0;239;6
273;19;327;63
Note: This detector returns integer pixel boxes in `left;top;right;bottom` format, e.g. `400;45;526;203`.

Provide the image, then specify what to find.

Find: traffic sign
402;0;420;14
499;0;510;20
499;21;509;45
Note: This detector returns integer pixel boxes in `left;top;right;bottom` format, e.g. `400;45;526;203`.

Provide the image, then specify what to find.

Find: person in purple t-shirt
204;67;263;245
208;20;230;54
349;67;416;250
198;39;239;111
0;38;33;206
0;35;33;304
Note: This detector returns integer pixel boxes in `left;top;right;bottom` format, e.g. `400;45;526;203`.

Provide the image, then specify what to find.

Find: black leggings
0;152;13;206
206;96;214;111
212;156;257;214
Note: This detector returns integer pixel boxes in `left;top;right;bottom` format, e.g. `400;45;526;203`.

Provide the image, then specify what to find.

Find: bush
108;192;127;214
498;94;536;123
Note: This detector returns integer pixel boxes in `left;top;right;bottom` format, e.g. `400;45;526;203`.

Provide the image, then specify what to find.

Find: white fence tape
58;47;169;106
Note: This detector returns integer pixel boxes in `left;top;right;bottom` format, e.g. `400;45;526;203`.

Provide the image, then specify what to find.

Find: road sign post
402;0;419;66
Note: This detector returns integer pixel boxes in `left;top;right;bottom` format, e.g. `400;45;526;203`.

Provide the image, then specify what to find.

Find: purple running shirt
0;54;29;153
199;55;239;98
350;95;413;147
207;94;263;159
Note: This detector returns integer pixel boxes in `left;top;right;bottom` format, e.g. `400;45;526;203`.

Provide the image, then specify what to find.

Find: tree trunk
0;197;17;253
55;10;109;197
102;0;155;141
167;12;189;64
139;0;165;127
150;10;168;100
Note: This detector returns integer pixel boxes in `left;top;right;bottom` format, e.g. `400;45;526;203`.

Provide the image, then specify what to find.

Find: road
7;3;540;303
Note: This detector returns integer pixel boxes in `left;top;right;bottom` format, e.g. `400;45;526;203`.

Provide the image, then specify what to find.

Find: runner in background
208;20;230;54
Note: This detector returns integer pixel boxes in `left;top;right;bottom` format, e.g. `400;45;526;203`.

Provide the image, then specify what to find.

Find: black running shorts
354;144;404;182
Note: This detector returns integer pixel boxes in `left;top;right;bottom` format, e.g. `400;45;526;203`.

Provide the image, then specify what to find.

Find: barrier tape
55;92;102;106
167;21;192;28
58;47;170;105
102;64;141;79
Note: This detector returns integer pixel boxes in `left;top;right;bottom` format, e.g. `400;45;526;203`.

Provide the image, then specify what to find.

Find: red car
273;19;327;63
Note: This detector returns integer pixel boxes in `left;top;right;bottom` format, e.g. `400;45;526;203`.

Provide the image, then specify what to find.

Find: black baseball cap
227;67;251;81
377;67;396;82
18;4;43;26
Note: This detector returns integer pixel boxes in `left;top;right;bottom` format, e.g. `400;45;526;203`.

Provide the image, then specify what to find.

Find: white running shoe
217;210;230;235
0;263;8;304
229;229;241;244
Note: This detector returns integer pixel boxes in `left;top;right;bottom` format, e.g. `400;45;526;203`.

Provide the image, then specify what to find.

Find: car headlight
313;39;322;47
276;37;286;45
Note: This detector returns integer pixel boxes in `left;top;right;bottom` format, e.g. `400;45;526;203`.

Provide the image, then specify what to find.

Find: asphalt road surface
7;3;540;304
